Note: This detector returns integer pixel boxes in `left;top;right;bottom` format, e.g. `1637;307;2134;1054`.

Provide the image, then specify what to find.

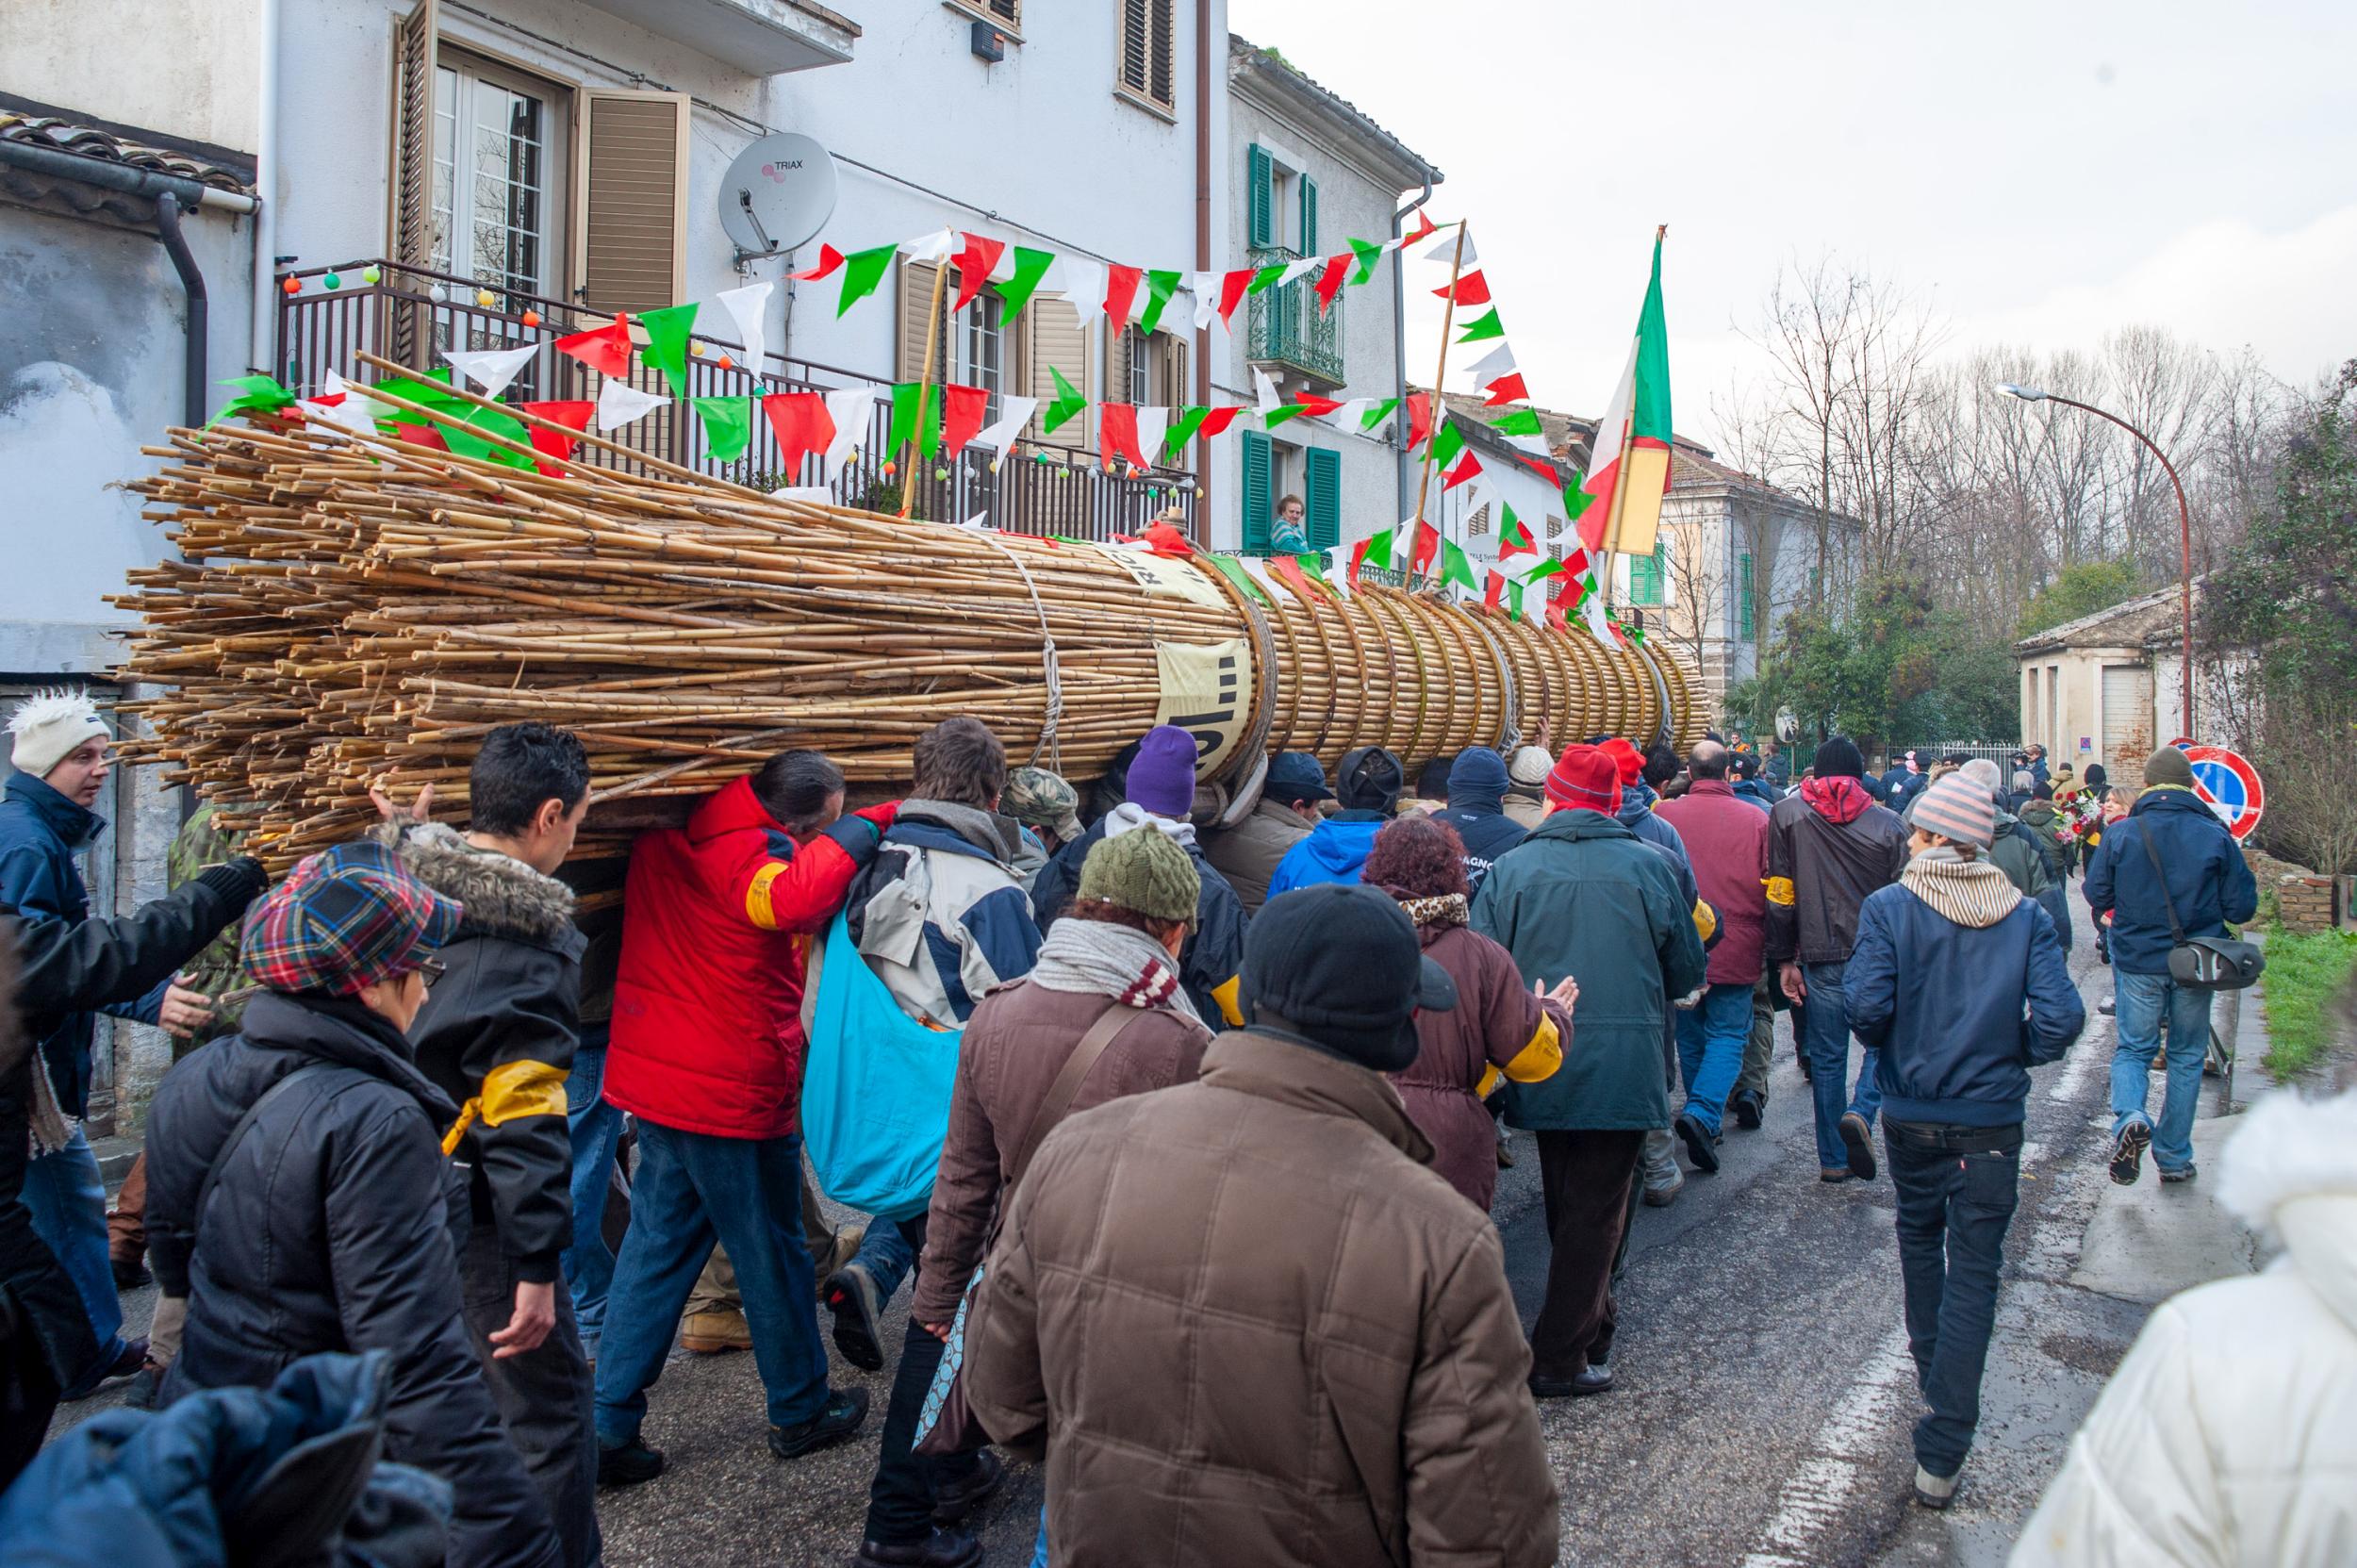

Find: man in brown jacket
1201;751;1329;916
964;883;1561;1567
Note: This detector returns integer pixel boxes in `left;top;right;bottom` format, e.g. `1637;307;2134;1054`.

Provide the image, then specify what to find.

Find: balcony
1245;246;1345;389
272;259;1195;544
577;0;858;75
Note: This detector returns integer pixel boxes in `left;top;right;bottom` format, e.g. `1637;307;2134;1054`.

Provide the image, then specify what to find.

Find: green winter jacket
166;803;251;1054
1470;809;1707;1132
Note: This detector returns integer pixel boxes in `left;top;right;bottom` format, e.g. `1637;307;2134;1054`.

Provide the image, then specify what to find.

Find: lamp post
1997;383;2197;740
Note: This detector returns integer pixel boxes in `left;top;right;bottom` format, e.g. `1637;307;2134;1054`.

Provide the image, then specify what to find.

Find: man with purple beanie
1030;724;1248;1028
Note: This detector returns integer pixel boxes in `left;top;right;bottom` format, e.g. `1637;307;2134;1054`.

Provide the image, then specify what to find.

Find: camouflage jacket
168;804;250;1048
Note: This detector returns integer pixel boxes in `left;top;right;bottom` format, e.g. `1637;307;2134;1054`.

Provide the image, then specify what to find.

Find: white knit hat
1508;746;1554;786
8;689;109;779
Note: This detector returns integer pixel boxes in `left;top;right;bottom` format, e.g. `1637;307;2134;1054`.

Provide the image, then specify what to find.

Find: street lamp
1996;382;2198;739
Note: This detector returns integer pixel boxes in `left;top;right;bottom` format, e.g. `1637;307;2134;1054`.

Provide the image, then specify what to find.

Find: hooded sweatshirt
1844;849;2083;1127
1765;773;1910;966
1267;813;1386;896
1429;749;1528;895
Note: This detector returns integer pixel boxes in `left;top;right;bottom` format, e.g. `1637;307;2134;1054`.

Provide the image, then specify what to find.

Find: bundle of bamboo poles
110;362;1698;865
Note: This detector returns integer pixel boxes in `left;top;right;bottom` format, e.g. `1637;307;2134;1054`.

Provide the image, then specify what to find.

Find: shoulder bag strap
1007;1001;1146;1196
193;1063;332;1230
2135;822;2187;945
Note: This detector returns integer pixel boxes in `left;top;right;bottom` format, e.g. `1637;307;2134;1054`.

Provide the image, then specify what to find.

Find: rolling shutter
1240;429;1273;553
1025;296;1091;449
574;90;688;313
1303;446;1341;551
2101;664;2153;775
1246;144;1274;250
384;0;438;364
1299;173;1319;256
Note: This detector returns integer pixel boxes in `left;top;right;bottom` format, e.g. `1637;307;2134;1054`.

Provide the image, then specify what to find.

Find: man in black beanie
1765;736;1910;1184
961;885;1559;1567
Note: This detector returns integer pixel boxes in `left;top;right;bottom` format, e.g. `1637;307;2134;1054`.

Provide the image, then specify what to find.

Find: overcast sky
1228;0;2357;450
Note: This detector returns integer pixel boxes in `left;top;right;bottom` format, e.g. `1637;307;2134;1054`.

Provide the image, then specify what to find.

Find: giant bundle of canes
110;363;1699;865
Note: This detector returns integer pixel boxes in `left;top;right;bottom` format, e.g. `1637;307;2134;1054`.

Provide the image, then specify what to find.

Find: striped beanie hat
1911;773;1995;850
1545;745;1622;814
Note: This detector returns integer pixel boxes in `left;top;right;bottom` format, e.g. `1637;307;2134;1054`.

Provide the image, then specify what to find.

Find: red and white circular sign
2183;744;2265;840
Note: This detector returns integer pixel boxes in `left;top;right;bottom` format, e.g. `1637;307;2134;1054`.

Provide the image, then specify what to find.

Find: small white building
2014;581;2240;780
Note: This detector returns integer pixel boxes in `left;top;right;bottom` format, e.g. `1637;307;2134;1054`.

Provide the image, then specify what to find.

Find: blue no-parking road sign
2183;744;2265;840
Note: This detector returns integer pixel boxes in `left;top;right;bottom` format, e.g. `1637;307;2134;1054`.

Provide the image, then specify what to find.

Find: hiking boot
2108;1119;2151;1186
854;1527;981;1568
1819;1167;1854;1184
1673;1111;1721;1174
1914;1463;1961;1510
931;1450;1007;1526
598;1438;666;1487
768;1387;870;1460
1839;1112;1878;1180
1730;1090;1764;1131
824;1262;884;1372
2159;1164;2199;1185
680;1309;751;1354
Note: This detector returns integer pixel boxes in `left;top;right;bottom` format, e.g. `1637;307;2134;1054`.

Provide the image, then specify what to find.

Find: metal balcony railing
1244;246;1345;388
272;259;1196;543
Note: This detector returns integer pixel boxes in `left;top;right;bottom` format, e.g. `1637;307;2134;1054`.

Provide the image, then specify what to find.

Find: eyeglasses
413;956;447;988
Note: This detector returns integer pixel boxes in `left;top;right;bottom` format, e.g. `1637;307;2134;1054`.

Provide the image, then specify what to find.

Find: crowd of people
0;683;2342;1567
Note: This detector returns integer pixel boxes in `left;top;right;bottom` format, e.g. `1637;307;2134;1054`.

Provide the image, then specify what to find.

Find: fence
275;259;1198;543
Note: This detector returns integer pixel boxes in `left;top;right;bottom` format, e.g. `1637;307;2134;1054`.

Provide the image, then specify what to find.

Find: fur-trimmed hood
371;821;576;946
2221;1088;2357;1333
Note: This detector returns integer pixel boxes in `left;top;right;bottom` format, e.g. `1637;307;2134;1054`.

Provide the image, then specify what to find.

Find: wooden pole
899;256;952;520
1407;222;1469;593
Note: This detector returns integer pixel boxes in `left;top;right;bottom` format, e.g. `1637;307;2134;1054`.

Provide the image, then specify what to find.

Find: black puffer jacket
1033;820;1248;1029
377;822;583;1281
0;862;262;1402
146;992;559;1568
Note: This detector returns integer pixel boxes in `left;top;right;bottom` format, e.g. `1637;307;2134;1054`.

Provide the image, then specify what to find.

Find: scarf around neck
1901;845;2022;929
1101;801;1196;848
1028;915;1201;1022
1393;892;1469;930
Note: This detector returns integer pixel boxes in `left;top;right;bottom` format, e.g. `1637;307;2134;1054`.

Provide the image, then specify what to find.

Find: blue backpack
799;911;963;1222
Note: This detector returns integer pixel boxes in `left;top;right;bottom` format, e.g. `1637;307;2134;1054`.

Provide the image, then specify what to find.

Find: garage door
2102;663;2153;777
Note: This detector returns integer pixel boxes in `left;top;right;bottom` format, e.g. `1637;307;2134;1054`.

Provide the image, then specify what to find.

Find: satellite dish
717;132;838;260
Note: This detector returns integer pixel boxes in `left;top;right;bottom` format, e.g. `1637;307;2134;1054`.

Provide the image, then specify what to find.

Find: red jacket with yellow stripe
607;777;896;1139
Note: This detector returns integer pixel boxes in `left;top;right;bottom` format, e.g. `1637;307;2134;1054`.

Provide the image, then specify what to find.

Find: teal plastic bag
800;911;962;1221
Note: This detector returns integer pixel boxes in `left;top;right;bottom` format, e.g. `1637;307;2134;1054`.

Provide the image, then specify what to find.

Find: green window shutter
1241;429;1273;553
1630;544;1665;605
1739;552;1755;638
1299;173;1319;255
1247;144;1273;250
1304;445;1341;550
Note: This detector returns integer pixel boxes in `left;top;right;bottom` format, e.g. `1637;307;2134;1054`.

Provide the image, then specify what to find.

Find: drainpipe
1193;0;1212;542
248;0;283;373
153;193;208;429
1393;173;1435;522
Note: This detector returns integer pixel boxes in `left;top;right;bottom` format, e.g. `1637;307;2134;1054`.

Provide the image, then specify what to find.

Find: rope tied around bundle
969;526;1063;772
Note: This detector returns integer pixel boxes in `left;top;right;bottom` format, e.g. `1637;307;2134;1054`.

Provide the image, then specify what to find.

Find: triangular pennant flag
940;383;989;459
1411;520;1441;577
212;373;298;427
1196;405;1246;440
440;343;538;401
1524;557;1565;582
1484;569;1506;613
1216;268;1255;326
519;399;594;475
1133;406;1172;470
637;303;699;398
1403;209;1440;246
1491;408;1545;437
1455;307;1505;343
1058;256;1108;329
1348;237;1388;286
1406;391;1433;453
1348;529;1393;588
1200;550;1273;606
390;422;449;452
1164;404;1210;462
1043;366;1085;436
1561;474;1596;524
1483;371;1532;406
716;279;773;375
1435;271;1492;307
889;382;942;462
1277;256;1324;288
1467;339;1518;382
760;391;835;477
952;232;1007;312
1357;397;1403;437
1315;252;1354;313
1585;588;1616;644
555;315;633;378
1428;418;1465;471
595;378;668;430
789;244;845;282
996;247;1058;320
1246;264;1287;296
691;395;752;462
900;227;958;264
1103;264;1144;332
1189;270;1221;330
1257;369;1307;429
1497;506;1536;561
969;395;1039;458
1442;451;1482;490
1422;225;1472;266
1138;270;1181;335
822;386;880;473
1099;404;1146;471
1293;391;1344;418
836;244;898;317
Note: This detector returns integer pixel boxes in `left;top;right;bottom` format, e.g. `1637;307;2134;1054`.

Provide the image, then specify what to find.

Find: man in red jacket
593;751;897;1484
1654;740;1771;1164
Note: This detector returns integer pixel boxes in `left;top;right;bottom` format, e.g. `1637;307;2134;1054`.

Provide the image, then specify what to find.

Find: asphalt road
62;883;2152;1567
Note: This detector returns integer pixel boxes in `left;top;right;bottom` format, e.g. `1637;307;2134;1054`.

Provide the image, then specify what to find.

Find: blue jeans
1802;961;1880;1171
561;1041;624;1344
845;1209;915;1300
1886;1119;2022;1477
2109;970;2212;1173
20;1126;126;1390
592;1122;829;1442
1674;982;1754;1136
1030;1506;1049;1568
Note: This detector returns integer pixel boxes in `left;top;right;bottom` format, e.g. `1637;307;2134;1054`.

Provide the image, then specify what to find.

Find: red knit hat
1545;744;1622;814
1599;736;1645;786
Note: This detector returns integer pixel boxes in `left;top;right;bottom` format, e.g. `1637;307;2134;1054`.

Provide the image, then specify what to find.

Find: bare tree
1656;517;1730;682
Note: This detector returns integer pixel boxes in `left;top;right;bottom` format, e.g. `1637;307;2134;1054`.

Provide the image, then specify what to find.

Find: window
574;89;688;312
1246;144;1273;249
962;295;1005;421
1468;504;1492;536
431;52;567;301
1117;326;1152;405
1628;541;1668;605
1117;0;1176;110
1739;552;1755;639
1298;173;1318;255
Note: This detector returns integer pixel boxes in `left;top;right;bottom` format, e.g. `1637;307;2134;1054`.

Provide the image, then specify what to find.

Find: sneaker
598;1437;666;1487
1673;1111;1721;1174
1641;1160;1684;1208
824;1262;885;1373
1914;1463;1960;1510
111;1257;152;1291
1730;1090;1764;1131
768;1387;870;1460
1839;1112;1877;1180
854;1529;981;1568
679;1308;751;1355
2159;1164;2199;1185
2108;1119;2151;1186
931;1449;1007;1526
2097;996;2116;1017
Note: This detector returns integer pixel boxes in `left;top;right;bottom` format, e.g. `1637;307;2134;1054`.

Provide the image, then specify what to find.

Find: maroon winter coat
1655;778;1771;986
1388;899;1571;1209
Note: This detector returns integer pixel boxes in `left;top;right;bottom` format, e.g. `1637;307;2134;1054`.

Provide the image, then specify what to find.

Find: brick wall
2276;874;2338;933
